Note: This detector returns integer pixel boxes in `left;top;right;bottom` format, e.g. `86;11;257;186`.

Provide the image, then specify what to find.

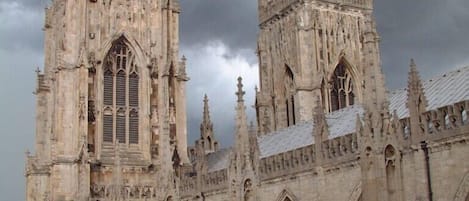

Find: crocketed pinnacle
236;77;245;102
202;94;211;126
407;58;428;109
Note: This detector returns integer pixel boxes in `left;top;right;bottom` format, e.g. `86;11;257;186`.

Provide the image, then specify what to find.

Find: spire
202;94;211;126
236;77;246;103
406;59;428;142
407;59;428;111
199;94;218;153
234;77;250;167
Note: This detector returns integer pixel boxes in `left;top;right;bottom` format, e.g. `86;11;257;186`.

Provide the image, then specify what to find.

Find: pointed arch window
326;61;355;112
102;37;139;144
284;66;296;127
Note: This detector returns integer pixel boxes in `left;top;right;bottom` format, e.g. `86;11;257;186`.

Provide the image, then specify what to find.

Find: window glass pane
104;71;113;106
116;114;126;143
129;73;139;107
103;115;113;142
129;111;139;144
116;71;126;106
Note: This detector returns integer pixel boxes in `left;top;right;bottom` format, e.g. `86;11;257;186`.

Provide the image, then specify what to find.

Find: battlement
258;0;372;25
397;100;469;146
259;144;316;180
259;131;359;180
179;169;228;197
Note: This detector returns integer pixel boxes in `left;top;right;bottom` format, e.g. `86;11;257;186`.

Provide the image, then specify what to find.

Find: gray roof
258;105;364;158
389;66;469;118
206;148;231;172
204;67;469;169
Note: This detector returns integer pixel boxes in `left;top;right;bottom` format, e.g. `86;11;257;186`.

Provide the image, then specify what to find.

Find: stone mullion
112;61;117;144
125;58;130;146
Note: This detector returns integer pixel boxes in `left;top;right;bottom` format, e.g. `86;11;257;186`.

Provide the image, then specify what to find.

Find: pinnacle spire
202;94;211;125
406;59;428;142
199;94;217;153
236;77;245;102
407;59;427;108
233;77;251;171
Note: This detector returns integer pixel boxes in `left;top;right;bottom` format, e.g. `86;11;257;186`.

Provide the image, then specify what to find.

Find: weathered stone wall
257;165;361;201
256;0;383;134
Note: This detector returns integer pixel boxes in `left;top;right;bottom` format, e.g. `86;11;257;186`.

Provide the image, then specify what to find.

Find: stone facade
26;0;469;201
26;0;190;200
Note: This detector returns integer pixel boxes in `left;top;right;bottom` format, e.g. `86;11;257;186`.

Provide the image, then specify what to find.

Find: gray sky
1;0;469;200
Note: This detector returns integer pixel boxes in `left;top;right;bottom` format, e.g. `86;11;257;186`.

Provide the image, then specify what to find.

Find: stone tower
25;0;190;200
255;0;387;134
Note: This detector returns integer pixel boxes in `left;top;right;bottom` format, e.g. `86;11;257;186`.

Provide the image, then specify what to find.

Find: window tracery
102;37;139;144
324;61;355;112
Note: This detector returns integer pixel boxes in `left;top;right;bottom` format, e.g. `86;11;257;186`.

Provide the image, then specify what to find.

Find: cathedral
25;0;469;200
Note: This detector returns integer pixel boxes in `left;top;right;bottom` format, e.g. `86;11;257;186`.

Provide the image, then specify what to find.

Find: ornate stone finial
202;94;211;126
236;77;245;102
35;67;41;74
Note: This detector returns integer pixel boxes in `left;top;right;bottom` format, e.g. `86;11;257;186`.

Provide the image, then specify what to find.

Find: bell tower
25;0;189;200
255;0;386;134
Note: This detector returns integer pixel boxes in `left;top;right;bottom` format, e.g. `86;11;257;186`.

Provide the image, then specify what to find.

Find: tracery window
327;61;355;112
103;38;139;144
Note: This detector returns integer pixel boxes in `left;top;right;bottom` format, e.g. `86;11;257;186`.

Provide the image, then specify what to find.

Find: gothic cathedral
26;0;469;201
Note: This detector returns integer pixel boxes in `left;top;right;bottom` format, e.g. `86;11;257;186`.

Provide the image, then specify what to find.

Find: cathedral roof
258;105;364;158
206;66;469;168
257;66;469;159
206;148;231;172
389;66;469;118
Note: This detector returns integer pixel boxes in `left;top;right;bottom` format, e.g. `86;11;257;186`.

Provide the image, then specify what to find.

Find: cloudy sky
1;0;469;200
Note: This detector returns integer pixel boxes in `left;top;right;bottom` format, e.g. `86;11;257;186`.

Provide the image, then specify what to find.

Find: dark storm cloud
0;0;45;10
180;0;258;55
0;1;45;52
1;0;469;200
375;0;469;89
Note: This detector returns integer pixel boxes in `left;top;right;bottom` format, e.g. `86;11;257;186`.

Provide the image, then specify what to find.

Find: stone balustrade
421;101;469;139
201;170;228;192
179;169;228;197
396;100;469;145
259;144;316;180
321;132;359;165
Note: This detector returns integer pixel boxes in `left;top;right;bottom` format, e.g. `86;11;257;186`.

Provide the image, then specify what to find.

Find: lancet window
324;61;355;112
103;38;139;144
284;66;296;126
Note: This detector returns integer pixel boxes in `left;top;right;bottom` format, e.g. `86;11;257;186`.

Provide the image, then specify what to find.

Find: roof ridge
389;65;469;93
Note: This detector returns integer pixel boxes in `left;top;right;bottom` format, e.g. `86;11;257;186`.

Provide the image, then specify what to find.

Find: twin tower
26;0;388;200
